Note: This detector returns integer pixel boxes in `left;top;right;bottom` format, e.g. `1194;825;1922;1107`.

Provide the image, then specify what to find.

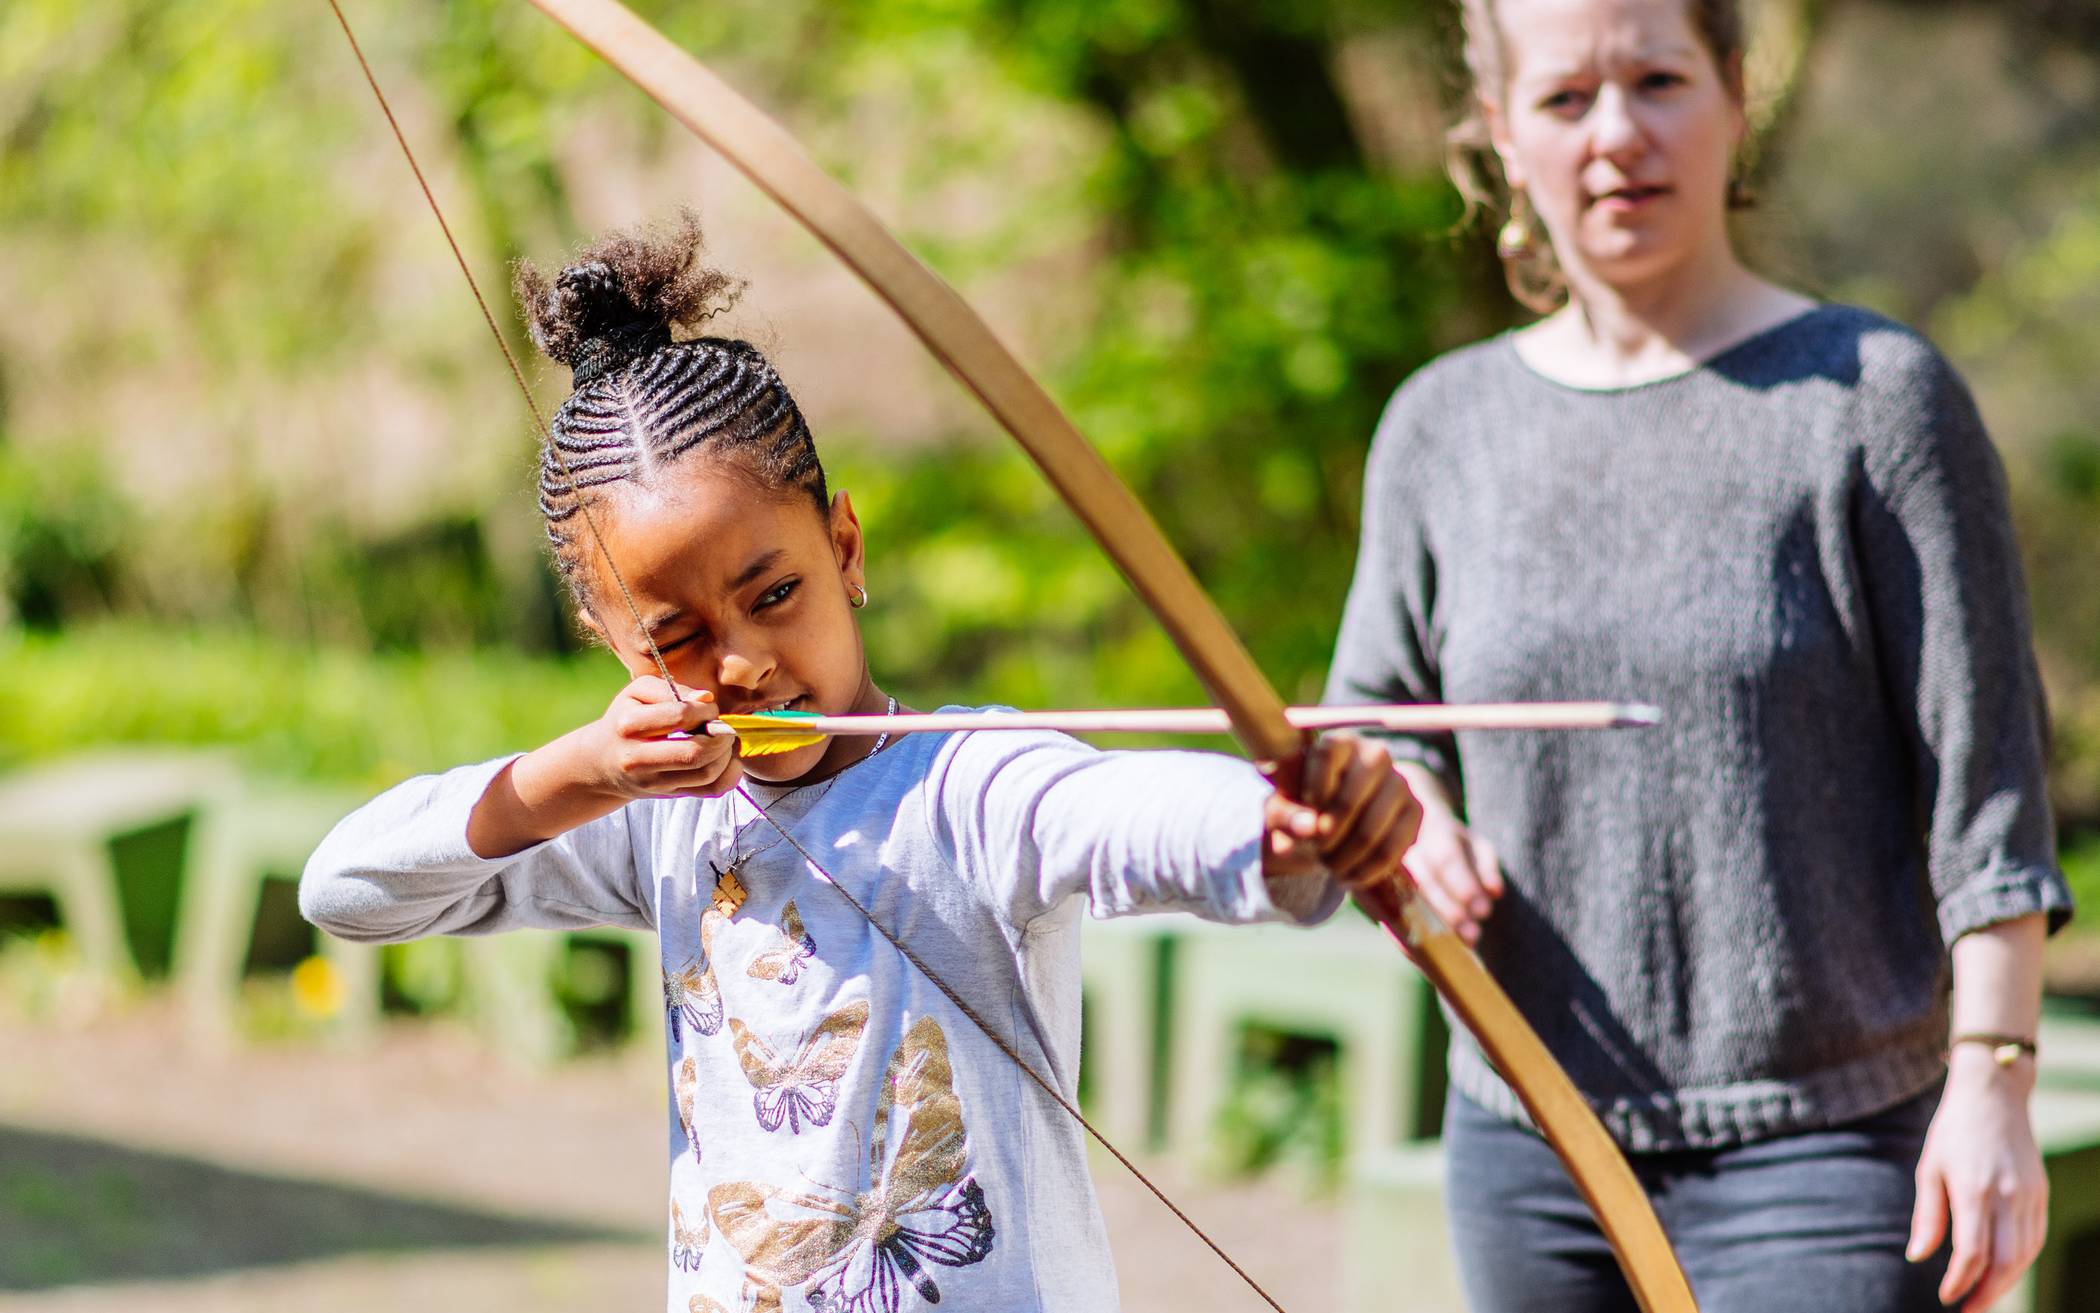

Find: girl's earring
849;581;869;609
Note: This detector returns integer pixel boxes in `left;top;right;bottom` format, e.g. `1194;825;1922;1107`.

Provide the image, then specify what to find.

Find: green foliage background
4;0;2100;859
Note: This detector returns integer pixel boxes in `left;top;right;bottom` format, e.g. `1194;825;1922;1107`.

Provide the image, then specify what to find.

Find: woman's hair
513;211;827;598
1446;0;1749;312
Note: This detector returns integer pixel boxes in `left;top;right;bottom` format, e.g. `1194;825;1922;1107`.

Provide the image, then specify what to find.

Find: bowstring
323;7;1287;1309
736;785;1290;1313
325;0;679;696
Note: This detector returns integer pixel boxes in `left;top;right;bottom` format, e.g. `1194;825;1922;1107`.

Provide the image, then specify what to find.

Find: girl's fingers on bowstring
612;680;719;740
613;719;738;796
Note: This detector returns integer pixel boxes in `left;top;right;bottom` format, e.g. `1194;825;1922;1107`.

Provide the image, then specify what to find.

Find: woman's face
1489;0;1743;292
578;460;877;784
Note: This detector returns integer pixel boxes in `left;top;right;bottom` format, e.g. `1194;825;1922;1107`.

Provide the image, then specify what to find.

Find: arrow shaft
710;702;1659;739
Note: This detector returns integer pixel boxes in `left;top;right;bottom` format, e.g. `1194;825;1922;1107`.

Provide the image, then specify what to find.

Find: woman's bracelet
1949;1032;2039;1067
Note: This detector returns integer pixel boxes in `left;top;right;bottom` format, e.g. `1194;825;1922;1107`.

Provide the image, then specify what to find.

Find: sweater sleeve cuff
1937;860;2076;945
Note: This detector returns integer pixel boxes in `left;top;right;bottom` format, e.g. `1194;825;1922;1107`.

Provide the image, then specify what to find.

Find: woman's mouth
1593;185;1670;212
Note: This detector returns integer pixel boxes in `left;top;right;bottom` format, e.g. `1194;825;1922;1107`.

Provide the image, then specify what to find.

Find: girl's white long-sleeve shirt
301;713;1342;1313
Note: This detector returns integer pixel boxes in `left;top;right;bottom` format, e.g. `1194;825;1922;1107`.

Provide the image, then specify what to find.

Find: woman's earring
849;581;869;609
1497;205;1533;260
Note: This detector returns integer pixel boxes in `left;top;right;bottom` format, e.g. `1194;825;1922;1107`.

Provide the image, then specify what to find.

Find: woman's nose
1589;85;1646;158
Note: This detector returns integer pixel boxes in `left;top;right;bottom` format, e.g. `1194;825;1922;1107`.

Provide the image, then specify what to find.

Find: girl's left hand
1263;731;1422;898
1907;1047;2048;1311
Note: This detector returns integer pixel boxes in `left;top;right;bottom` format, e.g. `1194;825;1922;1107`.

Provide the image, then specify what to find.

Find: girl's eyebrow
643;607;691;641
728;548;788;591
637;550;788;639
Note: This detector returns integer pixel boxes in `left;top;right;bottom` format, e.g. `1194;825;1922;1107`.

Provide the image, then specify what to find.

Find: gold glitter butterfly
710;1014;995;1311
729;999;868;1135
676;1056;702;1162
745;900;816;986
665;908;727;1043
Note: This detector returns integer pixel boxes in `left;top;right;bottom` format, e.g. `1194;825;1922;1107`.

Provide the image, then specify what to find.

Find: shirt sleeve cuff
1937;860;2076;945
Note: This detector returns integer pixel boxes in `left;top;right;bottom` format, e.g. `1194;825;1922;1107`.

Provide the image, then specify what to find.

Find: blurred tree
3;0;2100;840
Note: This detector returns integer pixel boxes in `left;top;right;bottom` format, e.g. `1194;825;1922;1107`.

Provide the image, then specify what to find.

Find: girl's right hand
470;678;741;859
1397;764;1504;945
579;677;743;803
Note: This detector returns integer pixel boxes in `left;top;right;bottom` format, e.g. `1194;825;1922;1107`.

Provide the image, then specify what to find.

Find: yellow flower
290;955;346;1019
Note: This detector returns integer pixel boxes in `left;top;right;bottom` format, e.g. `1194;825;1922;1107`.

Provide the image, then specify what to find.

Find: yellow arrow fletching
717;713;828;757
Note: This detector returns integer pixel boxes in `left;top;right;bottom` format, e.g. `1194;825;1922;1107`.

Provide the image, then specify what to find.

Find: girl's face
1488;0;1743;292
579;460;880;784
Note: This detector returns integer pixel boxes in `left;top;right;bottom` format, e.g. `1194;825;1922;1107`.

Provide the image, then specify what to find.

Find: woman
1324;1;2074;1310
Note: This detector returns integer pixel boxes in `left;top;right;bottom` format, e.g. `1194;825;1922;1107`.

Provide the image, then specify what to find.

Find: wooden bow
449;2;1697;1305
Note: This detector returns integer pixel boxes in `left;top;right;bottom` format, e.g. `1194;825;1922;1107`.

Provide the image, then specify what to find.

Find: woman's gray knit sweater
1325;305;2072;1151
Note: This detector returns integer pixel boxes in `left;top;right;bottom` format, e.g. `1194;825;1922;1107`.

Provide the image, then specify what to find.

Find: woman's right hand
1396;764;1505;945
470;677;740;858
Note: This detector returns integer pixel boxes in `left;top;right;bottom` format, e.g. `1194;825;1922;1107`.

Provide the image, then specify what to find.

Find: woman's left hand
1907;1046;2048;1310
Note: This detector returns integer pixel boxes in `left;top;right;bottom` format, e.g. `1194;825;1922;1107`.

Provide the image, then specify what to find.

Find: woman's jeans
1443;1086;1951;1313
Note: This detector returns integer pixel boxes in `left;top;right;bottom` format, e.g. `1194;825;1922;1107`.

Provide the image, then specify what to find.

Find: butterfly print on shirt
665;907;728;1043
710;1013;996;1312
730;999;868;1135
671;1196;709;1273
746;900;817;986
676;1056;702;1163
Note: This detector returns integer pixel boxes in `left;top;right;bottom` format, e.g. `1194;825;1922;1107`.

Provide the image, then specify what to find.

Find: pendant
708;861;749;918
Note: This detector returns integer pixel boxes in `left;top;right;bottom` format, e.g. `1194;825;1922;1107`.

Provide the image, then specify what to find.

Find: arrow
712;701;1660;757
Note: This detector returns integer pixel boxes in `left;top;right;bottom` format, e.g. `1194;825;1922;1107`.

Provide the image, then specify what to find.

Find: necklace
707;695;897;915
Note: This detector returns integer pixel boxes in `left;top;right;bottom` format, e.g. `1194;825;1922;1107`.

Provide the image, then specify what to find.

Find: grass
0;623;615;790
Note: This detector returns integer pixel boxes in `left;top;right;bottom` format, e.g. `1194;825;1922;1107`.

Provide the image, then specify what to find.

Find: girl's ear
575;600;611;647
574;601;648;677
828;489;866;588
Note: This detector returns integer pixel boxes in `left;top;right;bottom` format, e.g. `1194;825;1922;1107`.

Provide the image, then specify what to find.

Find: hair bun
514;210;744;388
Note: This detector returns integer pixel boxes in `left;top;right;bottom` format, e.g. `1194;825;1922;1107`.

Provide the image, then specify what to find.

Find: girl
1324;1;2072;1311
302;213;1421;1313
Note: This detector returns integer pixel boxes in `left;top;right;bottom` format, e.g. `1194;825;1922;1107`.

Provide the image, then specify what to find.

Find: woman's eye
1640;71;1686;92
755;579;799;610
1541;89;1590;114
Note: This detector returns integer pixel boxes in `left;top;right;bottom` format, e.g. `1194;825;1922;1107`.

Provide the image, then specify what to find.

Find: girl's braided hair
513;211;826;598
